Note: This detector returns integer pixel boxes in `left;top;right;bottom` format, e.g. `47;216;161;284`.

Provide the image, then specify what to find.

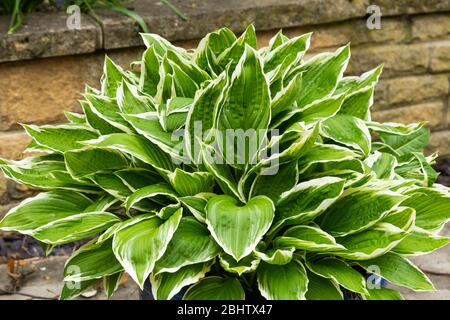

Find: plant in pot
1;25;449;300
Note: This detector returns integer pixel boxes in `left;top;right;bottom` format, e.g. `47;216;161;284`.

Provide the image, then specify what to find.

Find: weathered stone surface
348;44;429;78
373;75;450;109
97;0;371;50
411;247;450;277
391;274;450;300
430;41;450;72
0;131;31;160
412;13;450;41
0;174;6;204
375;0;450;16
0;256;140;300
0;48;142;131
0;12;101;63
372;101;446;130
427;130;450;156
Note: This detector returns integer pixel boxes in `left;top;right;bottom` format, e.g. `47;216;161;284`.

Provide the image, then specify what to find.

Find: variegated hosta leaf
334;206;415;260
97;214;154;243
125;183;178;210
31;211;120;244
337;86;373;120
289;45;350;108
140;46;160;96
335;65;382;95
364;288;404;300
116;80;154;114
151;261;213;300
317;189;406;237
380;127;430;157
217;45;270;167
357;252;434;291
168;168;214;196
219;253;260;275
206;195;275;261
401;187;450;232
305;271;343;300
0;156;99;193
64;239;123;282
366;121;424;136
306;258;368;295
257;260;308;300
179;192;216;223
183;276;245;300
321;114;372;155
65;148;128;178
395;152;438;187
253;247;294;265
154;217;221;274
82;133;175;174
393;227;450;255
104;271;123;299
249;160;298;203
23;124;98;153
0;191;92;234
364;151;397;179
298;143;359;174
272;177;345;232
112;208;182;288
274;225;345;252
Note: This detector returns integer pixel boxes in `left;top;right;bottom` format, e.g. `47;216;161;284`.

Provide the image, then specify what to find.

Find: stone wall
1;0;450;213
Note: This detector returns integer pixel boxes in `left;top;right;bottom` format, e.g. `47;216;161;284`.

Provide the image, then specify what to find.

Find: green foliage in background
0;0;186;34
1;26;449;300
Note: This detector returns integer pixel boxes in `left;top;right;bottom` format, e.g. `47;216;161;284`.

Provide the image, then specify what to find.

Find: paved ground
0;225;448;300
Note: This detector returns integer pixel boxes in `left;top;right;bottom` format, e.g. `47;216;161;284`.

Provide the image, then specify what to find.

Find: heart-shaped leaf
206;195;274;261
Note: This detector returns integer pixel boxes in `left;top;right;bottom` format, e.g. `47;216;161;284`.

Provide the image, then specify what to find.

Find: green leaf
206;195;274;261
250;160;298;203
112;208;182;288
380;127;430;157
154;217;221;273
65;148;128;178
0;191;92;234
257;260;309;300
0;156;99;193
125;183;178;210
337;86;373;120
274;225;345;252
101;56;131;97
168;168;214;196
334;207;415;260
305;272;343;300
81;99;120;135
103;272;123;299
23;124;98;153
366;121;424;136
31;211;120;245
273;177;345;231
219;253;260;275
335;65;383;95
364;287;404;300
291;45;350;108
151;262;213;300
139;46;160;96
117;80;154;114
253;247;294;265
393;227;450;255
298;143;359;174
217;45;270;167
306;258;368;295
60;279;98;300
82;133;176;174
365;151;397;179
264;33;311;72
217;24;257;70
357;252;434;291
183;276;245;300
185;73;227;163
271;73;302;117
321;114;372;155
317;189;406;237
64;239;123;282
400;187;450;231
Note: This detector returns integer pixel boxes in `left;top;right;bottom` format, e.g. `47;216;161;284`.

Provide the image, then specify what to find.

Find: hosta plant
1;25;450;300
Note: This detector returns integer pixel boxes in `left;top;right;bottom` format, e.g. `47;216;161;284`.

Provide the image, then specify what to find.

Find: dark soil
435;157;450;187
